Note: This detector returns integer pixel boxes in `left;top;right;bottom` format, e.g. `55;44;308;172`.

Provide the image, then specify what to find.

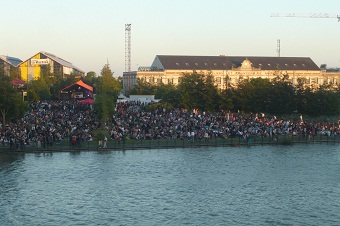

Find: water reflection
0;153;25;166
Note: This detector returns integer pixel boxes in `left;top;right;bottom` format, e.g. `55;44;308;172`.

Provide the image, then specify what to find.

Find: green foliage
9;66;21;79
155;83;181;107
128;79;157;95
268;76;296;114
0;75;28;124
95;64;121;97
177;72;206;110
84;71;98;87
93;64;120;126
29;75;51;100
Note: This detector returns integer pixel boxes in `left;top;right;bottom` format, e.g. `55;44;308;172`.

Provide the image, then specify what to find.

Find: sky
1;0;340;77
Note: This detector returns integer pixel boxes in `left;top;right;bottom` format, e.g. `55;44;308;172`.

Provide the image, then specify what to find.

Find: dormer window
195;63;198;66
204;63;208;66
302;64;305;67
185;63;189;66
268;64;271;66
176;63;180;66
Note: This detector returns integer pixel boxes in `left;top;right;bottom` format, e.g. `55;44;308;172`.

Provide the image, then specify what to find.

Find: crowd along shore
1;100;340;153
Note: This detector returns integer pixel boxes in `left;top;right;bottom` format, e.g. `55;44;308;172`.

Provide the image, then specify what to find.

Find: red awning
78;98;94;104
11;78;25;86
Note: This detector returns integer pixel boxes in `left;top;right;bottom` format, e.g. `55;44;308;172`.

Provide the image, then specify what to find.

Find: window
311;77;318;84
176;63;180;66
195;63;198;66
185;63;189;66
168;78;174;84
157;78;162;84
324;78;328;84
216;77;221;84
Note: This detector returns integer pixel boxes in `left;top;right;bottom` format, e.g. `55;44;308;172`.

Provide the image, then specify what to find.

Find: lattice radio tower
277;39;281;57
125;24;131;72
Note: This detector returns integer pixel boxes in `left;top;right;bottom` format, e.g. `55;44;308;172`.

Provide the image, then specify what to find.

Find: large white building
123;55;340;93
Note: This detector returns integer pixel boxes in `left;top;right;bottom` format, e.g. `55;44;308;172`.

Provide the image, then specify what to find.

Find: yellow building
123;55;340;93
19;51;84;82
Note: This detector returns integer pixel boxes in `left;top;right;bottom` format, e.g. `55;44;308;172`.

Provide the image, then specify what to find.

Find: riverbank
1;134;339;153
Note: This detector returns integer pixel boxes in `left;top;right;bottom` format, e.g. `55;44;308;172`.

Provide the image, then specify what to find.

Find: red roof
60;80;93;92
75;80;93;92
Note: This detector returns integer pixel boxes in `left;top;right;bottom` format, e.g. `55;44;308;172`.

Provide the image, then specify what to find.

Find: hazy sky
2;0;340;76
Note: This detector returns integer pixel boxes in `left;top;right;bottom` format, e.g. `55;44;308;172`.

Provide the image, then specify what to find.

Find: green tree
84;71;98;86
0;75;28;125
202;72;221;112
268;74;296;114
9;66;21;79
155;83;180;107
94;64;121;126
128;78;157;95
177;72;206;111
29;75;51;100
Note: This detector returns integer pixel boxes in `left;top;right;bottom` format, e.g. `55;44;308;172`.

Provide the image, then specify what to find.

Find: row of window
136;77;340;85
174;62;306;68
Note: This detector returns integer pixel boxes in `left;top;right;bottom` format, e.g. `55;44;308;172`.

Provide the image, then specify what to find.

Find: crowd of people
110;101;340;142
1;99;340;150
0;100;97;150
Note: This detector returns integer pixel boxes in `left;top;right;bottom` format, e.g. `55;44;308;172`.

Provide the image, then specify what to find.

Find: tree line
128;72;340;116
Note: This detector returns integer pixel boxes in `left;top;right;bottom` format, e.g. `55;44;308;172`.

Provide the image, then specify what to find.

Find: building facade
19;51;84;82
123;55;340;93
0;55;22;77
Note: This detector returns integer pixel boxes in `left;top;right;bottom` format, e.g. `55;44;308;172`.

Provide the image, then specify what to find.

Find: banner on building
31;59;49;65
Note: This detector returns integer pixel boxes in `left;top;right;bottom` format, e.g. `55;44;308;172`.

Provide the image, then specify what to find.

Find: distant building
19;51;84;82
0;55;22;77
123;55;340;93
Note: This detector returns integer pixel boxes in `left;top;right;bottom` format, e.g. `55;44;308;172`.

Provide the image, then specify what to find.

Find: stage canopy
59;80;94;100
79;98;94;105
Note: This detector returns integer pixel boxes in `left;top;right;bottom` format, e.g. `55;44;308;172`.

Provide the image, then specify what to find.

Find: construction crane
271;13;340;22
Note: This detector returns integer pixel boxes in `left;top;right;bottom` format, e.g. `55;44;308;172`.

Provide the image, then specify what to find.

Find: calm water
0;145;339;226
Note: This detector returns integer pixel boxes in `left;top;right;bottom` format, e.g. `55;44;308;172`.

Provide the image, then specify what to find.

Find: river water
0;144;339;226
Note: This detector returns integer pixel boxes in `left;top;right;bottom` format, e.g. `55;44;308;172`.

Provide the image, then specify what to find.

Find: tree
0;75;28;125
94;64;121;126
155;83;180;108
176;72;222;112
177;72;206;110
202;72;221;112
95;64;121;96
84;71;98;87
29;76;51;100
128;78;157;95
